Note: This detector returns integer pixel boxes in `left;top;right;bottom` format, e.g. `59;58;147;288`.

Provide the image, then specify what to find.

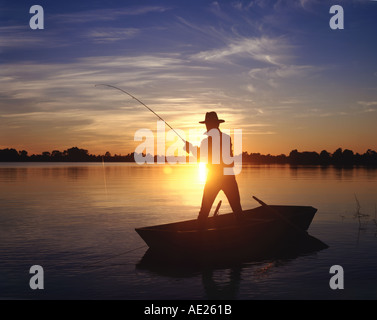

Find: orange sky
1;1;376;156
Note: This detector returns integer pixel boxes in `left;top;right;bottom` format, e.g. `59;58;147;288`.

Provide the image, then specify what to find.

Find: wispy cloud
358;101;377;107
0;7;169;50
0;26;62;48
0;52;215;148
357;101;377;113
84;28;140;43
52;6;170;24
193;36;291;65
248;64;320;88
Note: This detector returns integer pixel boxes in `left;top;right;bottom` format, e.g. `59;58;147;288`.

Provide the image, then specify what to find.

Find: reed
353;194;370;230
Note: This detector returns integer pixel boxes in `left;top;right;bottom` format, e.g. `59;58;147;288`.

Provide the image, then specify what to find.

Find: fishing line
95;84;186;143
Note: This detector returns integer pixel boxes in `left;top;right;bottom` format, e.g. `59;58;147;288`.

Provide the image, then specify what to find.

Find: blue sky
1;0;377;155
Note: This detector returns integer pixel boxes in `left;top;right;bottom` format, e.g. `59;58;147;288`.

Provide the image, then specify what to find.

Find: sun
198;162;208;184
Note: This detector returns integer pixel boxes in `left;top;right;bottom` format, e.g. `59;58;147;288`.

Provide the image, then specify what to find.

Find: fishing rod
95;84;186;143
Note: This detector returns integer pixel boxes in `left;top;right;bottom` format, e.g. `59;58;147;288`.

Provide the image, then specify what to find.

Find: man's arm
184;141;199;160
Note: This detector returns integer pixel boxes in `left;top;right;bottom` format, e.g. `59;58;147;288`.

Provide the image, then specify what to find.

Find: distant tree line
0;146;377;166
0;147;135;162
242;148;377;166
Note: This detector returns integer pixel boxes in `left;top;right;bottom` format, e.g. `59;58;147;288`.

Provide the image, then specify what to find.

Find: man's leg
222;176;242;215
198;180;221;221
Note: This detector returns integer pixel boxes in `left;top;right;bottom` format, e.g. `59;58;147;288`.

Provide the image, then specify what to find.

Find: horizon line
1;146;376;158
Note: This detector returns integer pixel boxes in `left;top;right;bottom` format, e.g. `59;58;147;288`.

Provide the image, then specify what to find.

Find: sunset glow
1;1;376;156
198;162;208;184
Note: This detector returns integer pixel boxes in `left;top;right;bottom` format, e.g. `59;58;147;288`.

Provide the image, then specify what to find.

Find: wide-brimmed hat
199;111;225;124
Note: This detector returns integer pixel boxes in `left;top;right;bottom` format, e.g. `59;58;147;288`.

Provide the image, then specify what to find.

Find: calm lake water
1;162;377;300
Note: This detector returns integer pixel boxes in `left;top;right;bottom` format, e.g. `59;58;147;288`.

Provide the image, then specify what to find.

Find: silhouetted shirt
192;128;235;177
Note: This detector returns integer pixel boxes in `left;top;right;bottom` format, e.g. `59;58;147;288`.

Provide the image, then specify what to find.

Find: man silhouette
185;112;242;224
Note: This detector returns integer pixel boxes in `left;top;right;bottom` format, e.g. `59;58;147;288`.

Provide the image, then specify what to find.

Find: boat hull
135;205;321;257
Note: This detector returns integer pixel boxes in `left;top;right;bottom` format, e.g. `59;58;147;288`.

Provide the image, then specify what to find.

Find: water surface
1;163;377;299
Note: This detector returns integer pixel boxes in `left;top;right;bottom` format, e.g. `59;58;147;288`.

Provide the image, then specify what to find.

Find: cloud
193;36;291;65
357;101;377;113
208;1;234;22
357;101;377;107
0;53;214;130
0;26;62;48
232;1;256;11
84;28;140;43
249;64;318;82
231;0;317;12
52;6;170;24
0;6;170;51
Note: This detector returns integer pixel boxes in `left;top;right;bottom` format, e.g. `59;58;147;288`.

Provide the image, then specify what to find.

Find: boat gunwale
135;205;317;232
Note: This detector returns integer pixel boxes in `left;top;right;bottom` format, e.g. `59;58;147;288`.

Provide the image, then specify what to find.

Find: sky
1;0;377;156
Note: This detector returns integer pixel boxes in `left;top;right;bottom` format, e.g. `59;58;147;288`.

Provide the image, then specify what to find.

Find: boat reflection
137;235;327;275
136;236;327;299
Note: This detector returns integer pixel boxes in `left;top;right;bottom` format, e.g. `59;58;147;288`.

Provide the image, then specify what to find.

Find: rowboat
135;204;327;259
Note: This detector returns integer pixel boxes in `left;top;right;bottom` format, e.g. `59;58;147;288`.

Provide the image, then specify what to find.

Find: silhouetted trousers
198;170;242;221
